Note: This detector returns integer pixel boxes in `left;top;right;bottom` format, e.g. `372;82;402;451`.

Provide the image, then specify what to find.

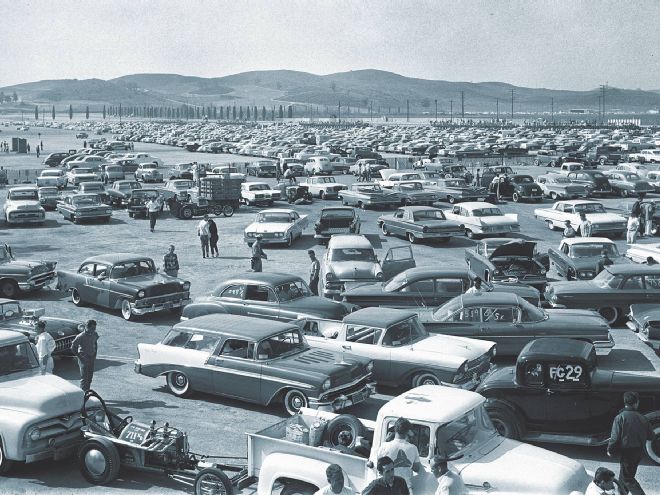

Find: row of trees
0;91;19;103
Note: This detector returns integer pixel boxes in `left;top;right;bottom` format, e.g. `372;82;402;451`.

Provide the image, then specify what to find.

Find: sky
1;0;658;91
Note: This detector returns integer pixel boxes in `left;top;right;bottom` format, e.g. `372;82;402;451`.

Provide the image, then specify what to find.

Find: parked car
627;303;660;351
57;194;112;224
304;156;334;175
134;163;163;183
112;159;140;176
106;180;142;206
489;175;544;203
57;253;191;320
0;243;56;298
419;293;613;357
545;264;660;324
615;162;651;177
476;338;659;464
122;153;163;167
349;159;388;176
330;157;355;174
476;166;515;187
548;237;631;280
298;307;495;390
428;178;487;204
67;167;99;187
338;183;400;209
36;169;68;188
241;182;280;206
74;181;111;205
633;149;660;164
626;243;660;264
100;164;125;183
157;179;193;201
534;200;627;237
301;176;347;199
535;174;589;200
42;152;69;167
246;161;277;177
443;201;520;239
127;188;160;218
341;267;540;308
388;181;437;206
135;314;374;415
38;186;60;211
603;170;655;197
244;209;308;247
645;171;660;193
3;186;45;225
377;170;423;188
378;206;464;244
565;170;612;196
181;272;351;322
314;206;360;242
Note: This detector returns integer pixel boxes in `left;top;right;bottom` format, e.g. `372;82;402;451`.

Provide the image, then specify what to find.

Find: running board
523;432;609;446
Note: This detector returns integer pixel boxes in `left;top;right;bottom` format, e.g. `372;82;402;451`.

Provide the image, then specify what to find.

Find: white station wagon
443;201;520;239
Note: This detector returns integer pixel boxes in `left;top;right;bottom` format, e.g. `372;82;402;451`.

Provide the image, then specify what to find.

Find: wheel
319;191;325;200
447;195;456;204
128;212;134;218
167;371;193;397
120;299;134;321
621;189;629;198
285;234;293;247
0;280;19;299
222;205;234;217
465;229;475;239
358;202;367;210
323;414;366;449
381;223;390;236
181;206;194;219
598;306;620;325
646;415;660;465
487;405;524;440
194;467;234;495
412;371;440;387
512;192;521;203
71;288;84;306
407;232;418;244
280;483;317;495
533;159;540;166
73;216;80;224
283;389;308;416
550;192;558;200
0;440;14;475
77;438;121;485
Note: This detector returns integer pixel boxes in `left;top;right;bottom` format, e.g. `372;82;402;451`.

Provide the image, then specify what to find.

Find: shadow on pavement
55;357;125;381
21;288;69;302
103;398;180;414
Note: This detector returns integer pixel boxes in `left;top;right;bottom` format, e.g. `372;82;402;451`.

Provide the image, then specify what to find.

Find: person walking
27;143;31;154
579;212;592;237
36;146;40;158
641;200;655;237
362;456;409;495
163;244;180;277
83;140;87;148
308;250;320;295
146;194;161;233
251;235;267;272
71;320;99;391
375;418;421;494
596;249;614;274
627;213;640;244
35;321;55;375
607;391;653;492
431;453;465;495
313;464;355;495
197;215;210;258
208;217;219;257
562;220;577;238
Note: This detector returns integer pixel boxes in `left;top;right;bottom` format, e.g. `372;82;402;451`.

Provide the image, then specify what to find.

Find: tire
71;288;84;306
319;191;325;200
546;220;557;231
285;234;293;247
128;212;134;218
380;222;390;236
283;389;308;416
181;206;194;219
0;280;19;299
465;229;475;239
621;189;629;198
194;467;234;495
447;195;456;204
120;299;133;321
407;232;418;244
412;371;440;387
77;438;121;485
281;483;317;495
486;405;524;440
0;440;14;475
598;306;620;325
324;414;366;449
512;192;521;203
533;159;540;166
167;371;193;397
645;414;660;465
222;205;234;217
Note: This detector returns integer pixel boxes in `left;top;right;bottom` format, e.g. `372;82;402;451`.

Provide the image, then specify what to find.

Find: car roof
604;264;660;275
519;338;593;362
327;235;372;248
83;253;153;265
456;202;498;209
0;298;17;305
259;208;296;214
556;200;601;205
561;237;613;246
219;272;302;286
396;205;440;212
460;292;521;305
174;314;296;341
380;385;484;424
396;267;470;281
0;329;27;345
9;186;38;191
342;307;417;327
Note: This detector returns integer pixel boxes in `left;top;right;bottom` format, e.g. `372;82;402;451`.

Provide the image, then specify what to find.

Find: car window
524;363;544;387
94;263;110;278
257;329;307;359
244;285;277;302
346;325;382;345
394;210;405;219
78;262;95;275
644;275;660;290
110;259;155;278
383;419;430;458
162;330;192;347
401;280;434;293
435;278;464;294
219;339;253;359
381;318;427;347
483;307;517;323
0;342;40;375
184;333;219;352
452;307;481;322
621;276;644;290
219;284;244;299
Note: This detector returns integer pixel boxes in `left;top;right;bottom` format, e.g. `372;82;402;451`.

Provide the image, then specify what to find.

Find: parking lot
0;122;659;494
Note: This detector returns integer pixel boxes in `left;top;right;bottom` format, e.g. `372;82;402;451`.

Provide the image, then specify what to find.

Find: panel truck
225;386;591;494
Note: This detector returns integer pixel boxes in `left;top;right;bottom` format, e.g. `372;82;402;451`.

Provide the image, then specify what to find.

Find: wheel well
485;397;526;423
277;478;319;495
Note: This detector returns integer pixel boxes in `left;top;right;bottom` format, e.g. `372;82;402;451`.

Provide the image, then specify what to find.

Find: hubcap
175;374;187;388
291;395;304;409
198;474;228;495
85;449;107;476
647;427;660;463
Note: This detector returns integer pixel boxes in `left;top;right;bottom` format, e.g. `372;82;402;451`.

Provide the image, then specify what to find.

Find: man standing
163;244;180;277
562;220;577;238
430;454;465;495
607;391;653;492
596;249;614;275
146;194;161;233
362;456;409;495
313;464;354;495
579;212;592;237
251;235;267;272
35;321;55;375
197;214;210;258
208;218;219;258
375;418;421;494
465;277;483;294
641;200;655;237
627;213;640;244
308;250;320;295
71;320;99;391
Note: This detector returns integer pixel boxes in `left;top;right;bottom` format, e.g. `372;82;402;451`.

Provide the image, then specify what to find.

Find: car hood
113;273;182;290
2;259;54;272
0;373;84;415
414;334;493;362
1;316;80;338
328;261;381;280
270;348;369;386
490;240;536;259
279;296;349;319
7;200;42;209
247;222;295;233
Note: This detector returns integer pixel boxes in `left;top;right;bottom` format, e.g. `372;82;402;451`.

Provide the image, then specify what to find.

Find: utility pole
496;98;499;122
510;89;514;120
600;84;607;125
450;100;453;123
461;91;465;119
338;101;341;124
598;96;602;123
434;99;438;123
551;97;554;126
406;99;409;122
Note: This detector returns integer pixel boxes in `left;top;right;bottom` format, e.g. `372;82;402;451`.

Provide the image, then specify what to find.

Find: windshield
107;166;122;172
626;174;641;180
172;181;193;189
0;342;40;376
422;172;440;179
329;248;377;262
9;190;38;200
382;317;428;347
413;209;446;221
258;212;292;223
592;270;623;289
433;297;463;320
384;272;408;292
250;184;269;191
0;302;22;319
0;246;11;261
257;329;308;360
274;281;312;302
592;172;605;179
571;243;619;258
110;259;156;278
321;209;354;219
399;182;423;191
74;169;93;174
82;184;103;191
142;165;158;170
42;170;60;177
72;196;99;205
118;182;140;191
443;179;466;187
40;187;58;195
472;208;502;217
133;190;157;199
553;176;570;184
513;176;533;183
435;405;497;458
356;185;382;193
574;203;606;214
318;177;336;183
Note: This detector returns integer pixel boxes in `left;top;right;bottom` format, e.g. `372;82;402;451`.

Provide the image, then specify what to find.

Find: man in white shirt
375;418;421;494
146;194;162;233
313;464;354;495
431;454;465;495
585;467;622;495
35;320;56;374
465;277;483;295
197;214;210;258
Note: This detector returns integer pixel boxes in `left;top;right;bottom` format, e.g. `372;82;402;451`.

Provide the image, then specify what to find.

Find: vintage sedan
612;199;660;235
0;243;56;298
534;200;627;237
106;180;142;206
428;178;487;204
57;194;112;224
338;183;401;209
377;170;423;188
627;303;660;351
341;267;540;308
66;167;99;187
100;164;125;183
378;206;464;244
74;181;111;205
157;179;194;201
476;339;660;464
566;170;612;196
127;188;160;218
535;174;589;200
298;307;495;390
244;209;308;247
36;169;68;188
443;202;520;239
3;186;45;225
134;163;163;183
545;264;660;324
57;253;191;320
135;314;375;415
301;176;347;199
603;170;655;197
181;273;351;322
419;292;613;357
38;186;60;211
241;182;280;206
389;181;437;206
314;206;360;242
246;161;277;177
465;239;548;292
626;243;660;264
549;237;631;280
489;175;544;203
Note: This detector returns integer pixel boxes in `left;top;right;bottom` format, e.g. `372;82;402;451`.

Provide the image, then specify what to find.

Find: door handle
342;345;351;350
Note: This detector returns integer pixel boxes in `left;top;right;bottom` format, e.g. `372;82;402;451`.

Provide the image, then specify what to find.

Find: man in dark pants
146;195;161;233
71;320;99;391
308;249;320;295
251;235;267;272
607;391;653;493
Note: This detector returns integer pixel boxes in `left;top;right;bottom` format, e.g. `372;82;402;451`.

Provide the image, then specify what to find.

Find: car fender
256;453;325;495
180;302;228;320
484;397;527;423
0;408;35;461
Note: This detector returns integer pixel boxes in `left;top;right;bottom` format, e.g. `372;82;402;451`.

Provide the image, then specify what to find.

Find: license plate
327;228;347;233
351;390;366;403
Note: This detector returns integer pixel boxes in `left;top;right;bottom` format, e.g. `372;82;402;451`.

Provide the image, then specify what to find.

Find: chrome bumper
130;297;191;315
312;383;375;412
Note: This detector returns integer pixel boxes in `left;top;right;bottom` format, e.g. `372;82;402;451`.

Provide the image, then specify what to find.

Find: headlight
325;272;336;281
422;226;429;233
276;232;284;237
93;409;106;422
137;290;145;298
579;271;594;279
376;272;384;280
367;361;374;372
490;347;497;358
182;281;191;290
322;378;331;390
246;232;255;237
28;427;41;441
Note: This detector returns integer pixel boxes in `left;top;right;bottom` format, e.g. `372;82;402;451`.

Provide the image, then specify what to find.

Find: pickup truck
338;183;400;210
239;385;592;494
301;176;347;199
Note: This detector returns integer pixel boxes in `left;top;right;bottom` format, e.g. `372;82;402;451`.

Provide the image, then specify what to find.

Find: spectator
627;213;640;244
465;277;483;294
596;249;614;274
35;320;55;375
27;143;31;153
208;217;219;258
375;418;421;493
145;194;161;233
579;212;592;237
362;456;409;495
197;214;210;258
308;250;320;295
83;140;87;148
36;146;40;158
562;220;576;238
430;453;465;495
585;467;623;495
251;235;267;272
71;320;99;391
641;200;655;237
313;463;354;495
163;245;179;277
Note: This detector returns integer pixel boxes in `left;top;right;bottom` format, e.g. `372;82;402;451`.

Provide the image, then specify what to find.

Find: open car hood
490;240;536;259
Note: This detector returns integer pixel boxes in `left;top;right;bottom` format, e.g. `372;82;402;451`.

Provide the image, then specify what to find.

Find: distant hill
2;69;660;114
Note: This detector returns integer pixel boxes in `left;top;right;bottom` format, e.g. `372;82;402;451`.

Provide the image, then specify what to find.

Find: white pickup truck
234;385;591;494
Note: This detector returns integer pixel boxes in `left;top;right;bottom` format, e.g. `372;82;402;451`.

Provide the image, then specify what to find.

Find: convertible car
418;292;613;357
